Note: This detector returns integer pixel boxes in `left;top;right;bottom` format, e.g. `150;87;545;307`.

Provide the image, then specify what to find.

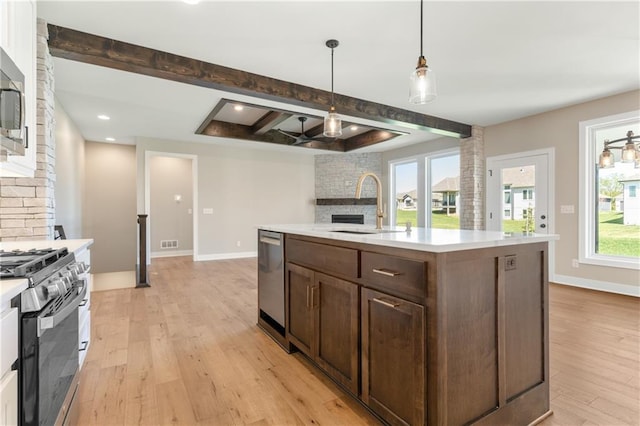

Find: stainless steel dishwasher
258;230;285;334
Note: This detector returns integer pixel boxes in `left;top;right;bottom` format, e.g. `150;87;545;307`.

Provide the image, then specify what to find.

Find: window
503;192;511;204
389;149;460;229
579;111;640;270
522;189;534;200
630;185;637;198
391;161;418;227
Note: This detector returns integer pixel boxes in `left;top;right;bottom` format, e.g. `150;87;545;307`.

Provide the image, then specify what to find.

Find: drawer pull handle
79;341;89;352
79;299;88;307
373;298;401;308
372;268;402;277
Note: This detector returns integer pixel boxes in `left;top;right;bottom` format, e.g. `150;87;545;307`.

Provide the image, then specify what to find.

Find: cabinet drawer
0;308;18;376
287;238;358;279
361;252;426;300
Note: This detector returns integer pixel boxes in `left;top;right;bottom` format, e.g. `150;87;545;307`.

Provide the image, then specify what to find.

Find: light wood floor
77;257;640;425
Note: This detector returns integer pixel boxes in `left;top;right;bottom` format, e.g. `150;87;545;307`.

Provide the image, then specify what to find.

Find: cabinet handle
306;286;310;309
372;268;402;277
311;286;318;308
373;297;401;308
79;298;88;307
79;341;89;352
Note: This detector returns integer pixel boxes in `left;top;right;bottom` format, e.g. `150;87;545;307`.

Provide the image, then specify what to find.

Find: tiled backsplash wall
315;152;382;224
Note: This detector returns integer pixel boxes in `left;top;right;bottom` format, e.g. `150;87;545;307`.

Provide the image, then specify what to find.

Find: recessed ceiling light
98;114;110;120
350;125;358;131
234;104;244;111
105;137;115;142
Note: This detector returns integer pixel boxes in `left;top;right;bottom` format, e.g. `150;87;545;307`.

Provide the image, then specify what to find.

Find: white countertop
259;224;557;253
0;239;94;309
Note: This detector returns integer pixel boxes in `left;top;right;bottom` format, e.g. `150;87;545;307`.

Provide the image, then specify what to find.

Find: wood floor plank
77;257;639;426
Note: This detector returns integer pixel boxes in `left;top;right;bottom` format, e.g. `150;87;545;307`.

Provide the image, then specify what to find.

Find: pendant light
323;39;342;138
409;0;437;104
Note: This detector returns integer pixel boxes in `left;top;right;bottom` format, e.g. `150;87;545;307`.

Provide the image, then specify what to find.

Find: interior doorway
486;149;554;235
144;151;199;261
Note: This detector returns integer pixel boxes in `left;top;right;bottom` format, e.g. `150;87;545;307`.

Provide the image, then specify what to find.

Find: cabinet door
286;263;314;356
314;273;359;394
0;370;18;426
362;288;425;426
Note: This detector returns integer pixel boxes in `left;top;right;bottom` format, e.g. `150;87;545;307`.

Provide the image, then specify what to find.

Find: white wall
54;98;85;239
136;137;315;260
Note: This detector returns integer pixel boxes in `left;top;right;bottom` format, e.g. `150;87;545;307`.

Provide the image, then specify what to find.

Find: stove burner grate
0;247;70;279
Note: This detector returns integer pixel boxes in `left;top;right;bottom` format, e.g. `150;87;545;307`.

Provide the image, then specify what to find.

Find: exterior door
486;151;551;234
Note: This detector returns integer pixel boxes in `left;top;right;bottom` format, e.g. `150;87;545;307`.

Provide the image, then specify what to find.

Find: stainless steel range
2;247;89;426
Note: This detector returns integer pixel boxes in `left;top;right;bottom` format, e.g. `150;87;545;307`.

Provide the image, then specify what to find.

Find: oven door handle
38;280;87;337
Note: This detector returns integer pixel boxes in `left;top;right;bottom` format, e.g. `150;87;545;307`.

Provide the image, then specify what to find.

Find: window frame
388;148;460;228
578;110;640;270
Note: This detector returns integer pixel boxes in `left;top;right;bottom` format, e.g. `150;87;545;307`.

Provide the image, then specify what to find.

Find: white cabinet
0;370;18;426
0;0;37;177
75;248;92;369
0;307;18;426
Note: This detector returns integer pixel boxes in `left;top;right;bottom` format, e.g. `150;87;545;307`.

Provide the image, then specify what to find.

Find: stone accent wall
460;125;485;230
0;20;55;241
315;153;382;224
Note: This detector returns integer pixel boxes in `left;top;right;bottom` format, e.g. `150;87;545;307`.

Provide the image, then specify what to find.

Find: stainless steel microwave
1;46;26;156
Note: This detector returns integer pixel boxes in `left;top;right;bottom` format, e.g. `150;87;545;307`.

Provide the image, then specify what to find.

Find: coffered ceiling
37;1;640;154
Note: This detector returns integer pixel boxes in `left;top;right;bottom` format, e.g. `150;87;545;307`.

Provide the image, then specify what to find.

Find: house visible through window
523;189;534;200
579;111;640;270
389;150;460;229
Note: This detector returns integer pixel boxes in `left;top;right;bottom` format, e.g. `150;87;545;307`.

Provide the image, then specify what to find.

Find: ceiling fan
276;116;332;145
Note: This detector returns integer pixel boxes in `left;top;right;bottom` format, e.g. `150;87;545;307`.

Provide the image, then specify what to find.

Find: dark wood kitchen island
257;224;558;426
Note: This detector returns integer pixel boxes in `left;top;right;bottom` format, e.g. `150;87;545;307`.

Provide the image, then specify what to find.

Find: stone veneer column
460;125;485;230
0;19;55;241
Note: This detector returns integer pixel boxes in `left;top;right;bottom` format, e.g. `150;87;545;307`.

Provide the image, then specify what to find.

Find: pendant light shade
323;39;342;138
409;0;437;104
598;146;614;168
621;140;638;162
409;56;437;104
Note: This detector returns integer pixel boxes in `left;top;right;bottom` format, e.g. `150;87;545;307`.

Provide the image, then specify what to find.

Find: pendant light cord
331;47;335;107
420;0;424;56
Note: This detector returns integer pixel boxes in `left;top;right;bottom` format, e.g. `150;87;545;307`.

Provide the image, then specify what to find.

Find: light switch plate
560;205;575;214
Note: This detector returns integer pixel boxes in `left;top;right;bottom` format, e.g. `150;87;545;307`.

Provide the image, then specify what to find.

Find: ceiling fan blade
276;129;297;139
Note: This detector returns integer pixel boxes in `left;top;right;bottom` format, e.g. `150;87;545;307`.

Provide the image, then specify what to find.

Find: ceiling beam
344;130;402;152
251;111;292;135
201;120;344;152
47;24;472;139
304;122;326;138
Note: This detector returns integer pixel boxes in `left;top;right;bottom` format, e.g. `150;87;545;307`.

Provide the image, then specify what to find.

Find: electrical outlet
561;205;575;214
203;208;213;215
505;255;517;271
572;259;579;268
236;241;241;247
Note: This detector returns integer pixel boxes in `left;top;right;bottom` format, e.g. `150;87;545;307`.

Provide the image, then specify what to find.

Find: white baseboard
196;251;257;262
151;250;194;259
552;273;640;297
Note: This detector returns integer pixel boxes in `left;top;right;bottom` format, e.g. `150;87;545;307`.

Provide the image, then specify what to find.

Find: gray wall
149;156;193;255
314;152;382;225
484;89;640;291
84;142;137;273
136;137;315;259
54;98;85;239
